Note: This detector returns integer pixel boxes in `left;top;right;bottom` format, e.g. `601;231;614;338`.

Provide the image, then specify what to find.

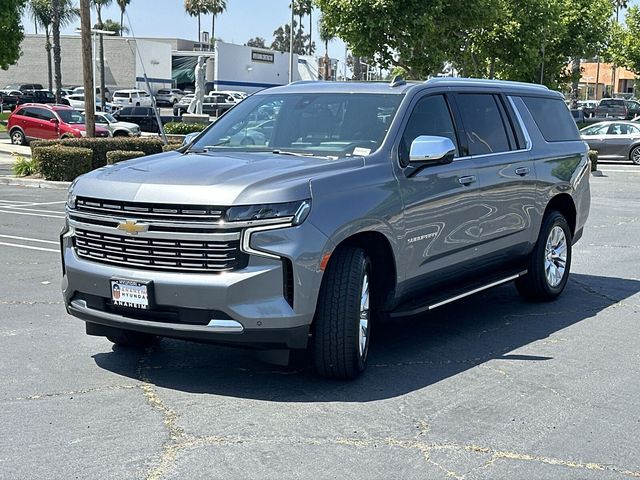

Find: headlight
66;179;78;209
227;200;311;225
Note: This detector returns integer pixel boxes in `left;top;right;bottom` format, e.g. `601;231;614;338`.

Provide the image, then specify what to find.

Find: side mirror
409;135;456;164
49;118;59;125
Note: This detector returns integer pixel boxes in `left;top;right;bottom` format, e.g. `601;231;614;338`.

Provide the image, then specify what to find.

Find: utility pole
79;0;95;137
288;2;295;83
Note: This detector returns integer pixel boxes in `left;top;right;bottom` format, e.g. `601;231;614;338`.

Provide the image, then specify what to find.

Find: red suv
8;104;109;145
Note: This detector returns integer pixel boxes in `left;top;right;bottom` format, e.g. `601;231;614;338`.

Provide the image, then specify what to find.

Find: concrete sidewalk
0;138;31;176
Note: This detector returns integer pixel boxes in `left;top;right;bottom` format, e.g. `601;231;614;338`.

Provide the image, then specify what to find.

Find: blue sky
21;0;348;66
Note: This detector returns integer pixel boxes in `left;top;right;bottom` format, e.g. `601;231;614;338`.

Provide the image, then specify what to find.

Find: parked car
112;106;159;133
61;78;590;379
0;91;20;111
73;86;112;102
173;93;236;116
8;104;109;145
111;89;153;108
66;94;109;112
14;90;71;109
4;83;44;93
577;100;598;118
580;120;640;164
216;90;249;102
94;112;141;137
155;88;184;106
594;98;640;119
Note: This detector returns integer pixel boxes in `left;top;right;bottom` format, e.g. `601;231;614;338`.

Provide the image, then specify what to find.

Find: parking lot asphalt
0;164;639;479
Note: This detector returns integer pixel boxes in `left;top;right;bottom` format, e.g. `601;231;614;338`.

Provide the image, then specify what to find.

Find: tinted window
119;107;134;115
401;95;459;161
57;109;84;124
158;90;170;94
600;99;625;106
457;94;511;155
607;123;640;135
522;96;580;142
14;108;26;116
581;124;609;135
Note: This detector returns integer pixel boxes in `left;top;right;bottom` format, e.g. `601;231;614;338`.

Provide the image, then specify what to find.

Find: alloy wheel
544;225;568;288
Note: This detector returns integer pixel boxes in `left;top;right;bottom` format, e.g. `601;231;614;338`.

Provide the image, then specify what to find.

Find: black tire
10;129;26;146
630;145;640;165
515;211;572;301
107;329;157;348
113;131;129;137
313;247;372;379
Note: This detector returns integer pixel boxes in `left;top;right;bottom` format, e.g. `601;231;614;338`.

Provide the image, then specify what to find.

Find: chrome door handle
458;175;477;185
515;167;530;176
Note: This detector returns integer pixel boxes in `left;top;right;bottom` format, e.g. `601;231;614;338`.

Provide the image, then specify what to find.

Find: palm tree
184;0;211;47
208;0;226;47
92;0;113;109
318;15;335;80
28;0;53;91
116;0;131;36
52;0;79;102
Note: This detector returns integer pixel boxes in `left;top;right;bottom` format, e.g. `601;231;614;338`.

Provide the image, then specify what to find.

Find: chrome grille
73;228;247;273
75;196;226;222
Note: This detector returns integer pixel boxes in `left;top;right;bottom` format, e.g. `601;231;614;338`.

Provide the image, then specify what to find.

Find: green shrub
163;122;209;134
162;143;183;152
32;145;93;181
31;137;163;170
12;156;37;177
588;150;598;172
106;150;146;164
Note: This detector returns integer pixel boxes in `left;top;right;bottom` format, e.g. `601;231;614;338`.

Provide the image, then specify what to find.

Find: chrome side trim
428;272;526;310
241;222;293;260
207;319;244;333
68;209;295;230
69;218;241;241
507;95;533;150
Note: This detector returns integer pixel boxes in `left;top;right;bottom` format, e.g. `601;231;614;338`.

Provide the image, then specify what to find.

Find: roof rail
424;77;549;90
389;75;406;88
289;80;320;85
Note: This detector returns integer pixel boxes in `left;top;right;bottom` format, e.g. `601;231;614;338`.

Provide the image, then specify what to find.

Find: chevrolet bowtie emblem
117;220;148;235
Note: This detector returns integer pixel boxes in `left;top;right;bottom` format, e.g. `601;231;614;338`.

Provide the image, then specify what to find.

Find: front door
394;93;484;292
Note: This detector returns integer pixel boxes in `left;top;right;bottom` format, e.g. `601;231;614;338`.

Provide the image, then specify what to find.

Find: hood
71;124;109;133
74;150;365;205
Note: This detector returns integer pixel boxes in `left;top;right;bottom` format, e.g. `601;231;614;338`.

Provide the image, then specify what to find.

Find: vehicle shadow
92;273;640;402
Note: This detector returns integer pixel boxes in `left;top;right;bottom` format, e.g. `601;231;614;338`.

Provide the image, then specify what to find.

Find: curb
0;176;70;189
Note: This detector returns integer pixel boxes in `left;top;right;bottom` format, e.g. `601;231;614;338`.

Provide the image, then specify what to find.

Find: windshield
190;92;402;158
113;92;129;98
57;109;85;124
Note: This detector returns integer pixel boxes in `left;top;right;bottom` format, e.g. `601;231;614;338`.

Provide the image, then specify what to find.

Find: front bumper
61;220;329;350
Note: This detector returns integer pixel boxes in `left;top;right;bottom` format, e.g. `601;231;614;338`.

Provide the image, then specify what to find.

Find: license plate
110;279;151;310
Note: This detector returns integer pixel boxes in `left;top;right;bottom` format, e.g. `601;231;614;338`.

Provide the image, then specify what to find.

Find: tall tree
610;6;640;75
207;0;226;47
92;0;112;109
52;0;79;102
116;0;130;35
0;0;26;70
101;18;128;35
315;0;500;78
246;37;266;48
184;0;210;45
29;0;54;90
318;15;334;79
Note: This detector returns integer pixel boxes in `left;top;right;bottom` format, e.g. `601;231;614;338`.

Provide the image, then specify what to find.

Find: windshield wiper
186;140;230;153
271;150;331;159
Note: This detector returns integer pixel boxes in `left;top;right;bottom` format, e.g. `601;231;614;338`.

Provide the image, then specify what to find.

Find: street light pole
288;2;295;83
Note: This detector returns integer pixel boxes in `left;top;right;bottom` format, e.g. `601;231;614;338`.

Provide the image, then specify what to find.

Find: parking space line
0;234;58;245
0;241;59;253
3;201;66;208
598;169;640;173
0;209;65;219
3;206;66;214
0;199;31;204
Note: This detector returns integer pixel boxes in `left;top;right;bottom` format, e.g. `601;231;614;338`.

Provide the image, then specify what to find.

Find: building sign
251;51;275;64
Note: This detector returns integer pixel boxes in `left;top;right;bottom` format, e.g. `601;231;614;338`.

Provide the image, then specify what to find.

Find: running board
389;270;528;318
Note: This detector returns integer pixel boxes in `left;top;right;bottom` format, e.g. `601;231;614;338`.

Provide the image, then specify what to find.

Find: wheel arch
545;193;577;236
327;231;398;311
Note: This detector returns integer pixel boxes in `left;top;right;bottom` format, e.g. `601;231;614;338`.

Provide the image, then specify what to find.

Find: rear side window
522;96;580;142
456;94;511;155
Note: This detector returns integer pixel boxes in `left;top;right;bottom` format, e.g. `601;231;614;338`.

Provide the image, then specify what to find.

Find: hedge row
30;137;163;169
32;145;92;181
164;122;209;134
106;150;146;164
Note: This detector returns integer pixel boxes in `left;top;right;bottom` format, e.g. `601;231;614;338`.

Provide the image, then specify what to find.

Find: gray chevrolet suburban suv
61;78;591;379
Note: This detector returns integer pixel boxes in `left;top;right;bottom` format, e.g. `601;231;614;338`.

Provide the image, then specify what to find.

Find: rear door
451;91;536;260
602;122;640;158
